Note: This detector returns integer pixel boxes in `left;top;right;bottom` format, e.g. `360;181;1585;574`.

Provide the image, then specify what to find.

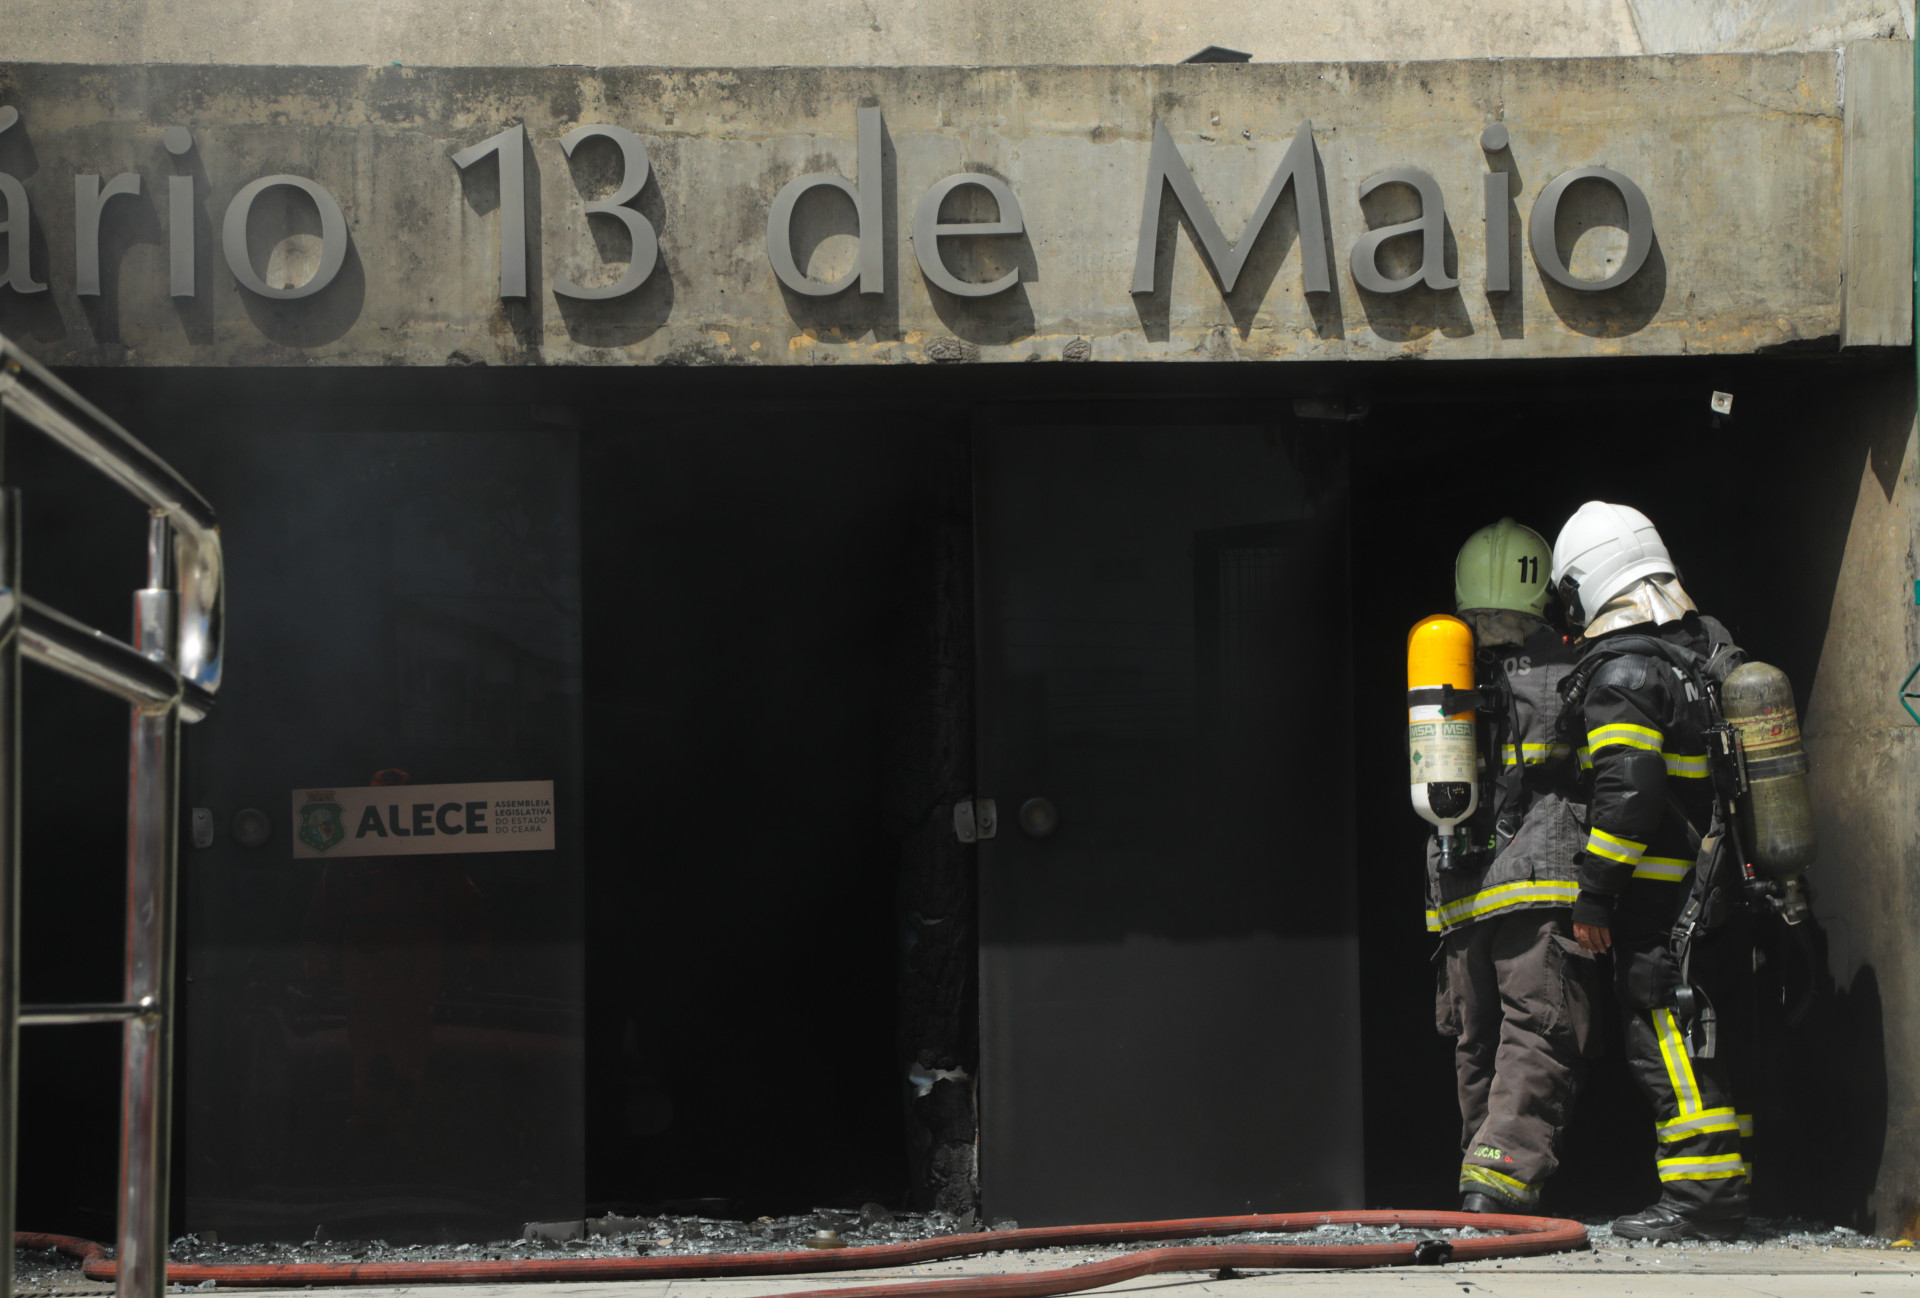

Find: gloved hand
1572;886;1618;949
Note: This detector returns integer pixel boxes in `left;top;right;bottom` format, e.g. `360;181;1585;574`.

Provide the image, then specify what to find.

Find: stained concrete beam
0;56;1850;368
16;0;1906;70
1;0;1650;69
1626;0;1910;55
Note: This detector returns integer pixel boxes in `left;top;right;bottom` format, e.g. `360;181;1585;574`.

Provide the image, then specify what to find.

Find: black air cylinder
1722;661;1816;880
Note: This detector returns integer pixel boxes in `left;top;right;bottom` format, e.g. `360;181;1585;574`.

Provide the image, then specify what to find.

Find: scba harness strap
1453;669;1526;867
1445;643;1564;872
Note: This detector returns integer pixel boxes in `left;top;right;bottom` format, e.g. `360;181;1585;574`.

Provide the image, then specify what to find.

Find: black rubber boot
1459;1192;1508;1214
1610;1201;1744;1242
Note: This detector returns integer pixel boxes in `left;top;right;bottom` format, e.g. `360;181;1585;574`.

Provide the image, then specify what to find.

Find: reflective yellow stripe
1499;742;1573;768
1655;1106;1739;1142
1657;1153;1746;1170
1577;747;1593;769
1663;751;1711;779
1654;1008;1703;1117
1428;879;1580;929
1656;1153;1749;1181
1737;1114;1754;1138
1592;734;1661;754
1586;826;1647;865
1633;855;1694;882
1588;722;1664;753
1459;1165;1540;1204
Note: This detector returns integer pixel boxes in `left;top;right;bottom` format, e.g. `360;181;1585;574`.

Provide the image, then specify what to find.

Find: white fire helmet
1550;501;1675;626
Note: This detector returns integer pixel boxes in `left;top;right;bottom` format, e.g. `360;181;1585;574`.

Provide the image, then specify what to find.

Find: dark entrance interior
577;411;969;1216
7;351;1901;1239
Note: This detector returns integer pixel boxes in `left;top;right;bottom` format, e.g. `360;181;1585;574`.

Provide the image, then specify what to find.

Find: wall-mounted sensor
231;807;272;848
1710;391;1734;415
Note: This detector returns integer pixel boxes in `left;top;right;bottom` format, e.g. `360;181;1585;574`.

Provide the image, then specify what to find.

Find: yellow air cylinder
1407;614;1478;871
1721;661;1816;881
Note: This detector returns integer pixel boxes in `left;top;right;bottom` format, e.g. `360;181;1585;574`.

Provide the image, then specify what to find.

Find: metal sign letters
0;100;1658;316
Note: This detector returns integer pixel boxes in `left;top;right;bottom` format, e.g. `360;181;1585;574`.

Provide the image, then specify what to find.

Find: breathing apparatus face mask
1466;609;1548;648
1554;574;1585;626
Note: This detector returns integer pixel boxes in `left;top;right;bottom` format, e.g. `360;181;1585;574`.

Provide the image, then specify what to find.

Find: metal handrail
19;1000;159;1027
19;596;196;713
0;339;223;713
0;332;225;1298
0;346;213;532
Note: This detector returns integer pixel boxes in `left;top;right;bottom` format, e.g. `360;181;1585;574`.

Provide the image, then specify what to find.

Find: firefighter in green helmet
1429;518;1601;1213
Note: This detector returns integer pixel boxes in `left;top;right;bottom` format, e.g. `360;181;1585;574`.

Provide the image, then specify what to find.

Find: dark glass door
177;427;585;1241
974;415;1360;1225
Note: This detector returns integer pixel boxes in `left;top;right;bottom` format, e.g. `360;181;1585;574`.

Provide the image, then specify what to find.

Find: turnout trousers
1614;919;1753;1218
1438;907;1599;1207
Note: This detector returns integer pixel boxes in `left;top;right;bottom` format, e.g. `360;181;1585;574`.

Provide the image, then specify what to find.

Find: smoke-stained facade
0;57;1870;366
1;29;1918;1245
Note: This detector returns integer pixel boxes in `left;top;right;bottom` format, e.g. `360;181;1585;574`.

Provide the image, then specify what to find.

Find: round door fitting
231;807;273;848
1018;797;1059;839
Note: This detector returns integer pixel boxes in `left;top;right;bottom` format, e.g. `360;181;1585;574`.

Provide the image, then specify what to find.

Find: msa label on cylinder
1408;721;1475;784
1735;706;1801;755
290;780;555;858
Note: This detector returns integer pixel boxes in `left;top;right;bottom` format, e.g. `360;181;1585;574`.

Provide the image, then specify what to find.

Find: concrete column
1801;372;1920;1237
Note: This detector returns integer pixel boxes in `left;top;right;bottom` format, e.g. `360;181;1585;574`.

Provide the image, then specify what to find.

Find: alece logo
298;795;345;854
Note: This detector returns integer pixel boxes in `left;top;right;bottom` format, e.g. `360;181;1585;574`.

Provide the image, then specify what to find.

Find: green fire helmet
1455;517;1553;616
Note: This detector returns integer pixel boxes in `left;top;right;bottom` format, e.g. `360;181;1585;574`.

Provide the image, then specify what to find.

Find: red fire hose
19;1211;1587;1293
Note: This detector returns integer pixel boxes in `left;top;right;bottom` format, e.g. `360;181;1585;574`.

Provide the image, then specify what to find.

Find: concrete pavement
136;1239;1920;1298
21;1229;1920;1298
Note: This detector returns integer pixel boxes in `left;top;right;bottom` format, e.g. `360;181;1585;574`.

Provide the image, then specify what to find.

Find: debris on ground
1585;1216;1892;1251
5;1211;1895;1294
520;1221;585;1245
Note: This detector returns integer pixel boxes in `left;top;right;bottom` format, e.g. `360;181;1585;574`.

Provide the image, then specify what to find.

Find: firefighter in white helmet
1552;502;1753;1241
1430;519;1599;1214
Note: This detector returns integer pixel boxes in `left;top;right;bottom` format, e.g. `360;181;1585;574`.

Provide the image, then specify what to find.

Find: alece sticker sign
291;780;555;858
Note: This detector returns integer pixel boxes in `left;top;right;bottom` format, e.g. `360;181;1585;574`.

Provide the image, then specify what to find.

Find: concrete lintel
0;56;1848;368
